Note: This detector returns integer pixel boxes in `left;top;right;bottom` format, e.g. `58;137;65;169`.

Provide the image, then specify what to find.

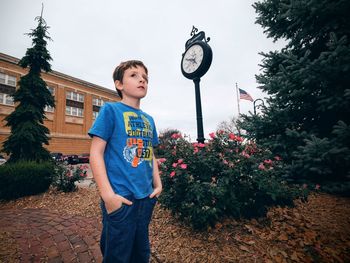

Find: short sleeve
152;119;159;147
88;103;114;142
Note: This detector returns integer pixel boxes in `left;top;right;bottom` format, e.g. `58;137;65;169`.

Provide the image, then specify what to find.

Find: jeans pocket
149;196;158;207
107;203;125;217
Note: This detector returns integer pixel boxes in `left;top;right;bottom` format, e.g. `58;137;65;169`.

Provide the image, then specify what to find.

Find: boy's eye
130;73;148;82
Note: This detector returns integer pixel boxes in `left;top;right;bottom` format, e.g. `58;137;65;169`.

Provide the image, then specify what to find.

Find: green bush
52;163;88;192
159;131;306;230
0;161;54;200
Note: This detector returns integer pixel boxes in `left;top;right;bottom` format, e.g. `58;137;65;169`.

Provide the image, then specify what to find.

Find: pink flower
218;130;224;134
258;163;266;170
180;164;187;169
198;143;206;148
241;151;250;158
158;158;166;163
315;184;321;190
228;133;244;142
264;159;273;165
172;162;178;168
235;136;244;142
81;165;89;170
193;147;199;154
177;159;184;164
170;171;176;177
171;133;182;139
223;159;229;165
274;156;282;161
209;132;216;139
229;133;236;140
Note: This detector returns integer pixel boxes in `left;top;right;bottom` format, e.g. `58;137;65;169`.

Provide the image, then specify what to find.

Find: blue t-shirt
88;102;159;199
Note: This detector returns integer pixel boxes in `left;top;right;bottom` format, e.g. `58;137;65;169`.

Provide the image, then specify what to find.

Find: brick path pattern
1;208;102;262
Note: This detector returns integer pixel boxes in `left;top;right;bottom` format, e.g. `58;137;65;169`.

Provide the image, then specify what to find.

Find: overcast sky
0;0;283;141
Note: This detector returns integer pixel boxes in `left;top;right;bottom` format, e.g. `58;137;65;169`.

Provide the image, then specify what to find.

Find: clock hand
185;58;197;64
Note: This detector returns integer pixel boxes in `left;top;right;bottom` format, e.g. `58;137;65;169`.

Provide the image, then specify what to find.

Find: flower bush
159;130;306;230
52;163;88;192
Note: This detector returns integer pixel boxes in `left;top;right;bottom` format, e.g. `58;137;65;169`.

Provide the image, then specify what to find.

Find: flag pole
235;82;241;116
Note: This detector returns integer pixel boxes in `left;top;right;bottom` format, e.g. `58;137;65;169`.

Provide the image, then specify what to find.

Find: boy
89;60;162;263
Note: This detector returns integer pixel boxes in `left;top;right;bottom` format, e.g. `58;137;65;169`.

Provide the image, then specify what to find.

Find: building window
66;106;83;117
66;91;84;102
0;93;14;106
66;90;84;117
93;97;104;107
45;86;55;112
92;97;105;119
92;111;99;119
0;73;16;87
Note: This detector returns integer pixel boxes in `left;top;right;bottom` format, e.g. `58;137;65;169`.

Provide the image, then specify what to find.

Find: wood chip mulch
1;187;349;263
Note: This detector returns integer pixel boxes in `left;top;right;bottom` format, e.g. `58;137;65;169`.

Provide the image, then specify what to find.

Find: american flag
239;88;253;102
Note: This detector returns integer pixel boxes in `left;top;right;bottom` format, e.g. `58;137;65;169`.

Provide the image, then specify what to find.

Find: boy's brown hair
112;60;148;98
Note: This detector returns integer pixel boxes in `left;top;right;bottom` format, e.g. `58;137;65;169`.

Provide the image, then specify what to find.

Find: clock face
181;40;212;79
182;44;204;74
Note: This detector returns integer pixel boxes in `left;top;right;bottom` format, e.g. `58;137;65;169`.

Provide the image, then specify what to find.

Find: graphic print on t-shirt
123;112;154;167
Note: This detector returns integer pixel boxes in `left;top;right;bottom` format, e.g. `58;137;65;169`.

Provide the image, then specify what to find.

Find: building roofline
0;52;119;97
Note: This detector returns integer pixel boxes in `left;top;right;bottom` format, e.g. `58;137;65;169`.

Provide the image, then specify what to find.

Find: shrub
52;163;88;192
159;131;306;230
155;128;181;157
0;161;54;200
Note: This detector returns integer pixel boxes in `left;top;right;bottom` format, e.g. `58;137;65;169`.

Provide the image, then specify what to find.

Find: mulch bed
1;187;349;263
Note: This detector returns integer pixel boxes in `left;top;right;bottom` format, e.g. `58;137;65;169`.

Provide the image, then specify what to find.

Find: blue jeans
100;195;157;263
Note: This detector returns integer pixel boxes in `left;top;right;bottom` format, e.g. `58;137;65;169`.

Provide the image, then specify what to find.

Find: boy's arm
90;136;132;213
149;153;162;198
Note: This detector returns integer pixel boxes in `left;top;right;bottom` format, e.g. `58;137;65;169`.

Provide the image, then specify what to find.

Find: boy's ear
115;80;123;91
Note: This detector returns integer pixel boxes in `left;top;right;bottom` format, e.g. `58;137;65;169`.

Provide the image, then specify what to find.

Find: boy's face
115;66;148;100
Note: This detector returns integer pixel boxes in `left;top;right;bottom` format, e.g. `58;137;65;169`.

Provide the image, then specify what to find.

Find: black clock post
181;26;213;143
193;77;205;143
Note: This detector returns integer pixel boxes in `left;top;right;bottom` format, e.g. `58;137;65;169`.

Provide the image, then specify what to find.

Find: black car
78;153;90;163
51;152;63;162
63;154;80;165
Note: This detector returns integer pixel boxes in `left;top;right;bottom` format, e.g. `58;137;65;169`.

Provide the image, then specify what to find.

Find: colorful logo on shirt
123;112;154;167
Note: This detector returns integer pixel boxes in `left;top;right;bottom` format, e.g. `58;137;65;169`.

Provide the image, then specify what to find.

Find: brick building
0;52;119;155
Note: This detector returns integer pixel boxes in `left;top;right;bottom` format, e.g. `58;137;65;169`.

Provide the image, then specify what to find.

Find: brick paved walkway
0;208;102;262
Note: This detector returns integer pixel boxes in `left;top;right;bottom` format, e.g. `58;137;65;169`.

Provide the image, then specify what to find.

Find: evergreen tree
2;15;55;162
239;0;350;185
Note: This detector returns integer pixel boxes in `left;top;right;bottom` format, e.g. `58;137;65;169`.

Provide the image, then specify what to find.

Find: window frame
0;93;14;106
0;73;17;87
